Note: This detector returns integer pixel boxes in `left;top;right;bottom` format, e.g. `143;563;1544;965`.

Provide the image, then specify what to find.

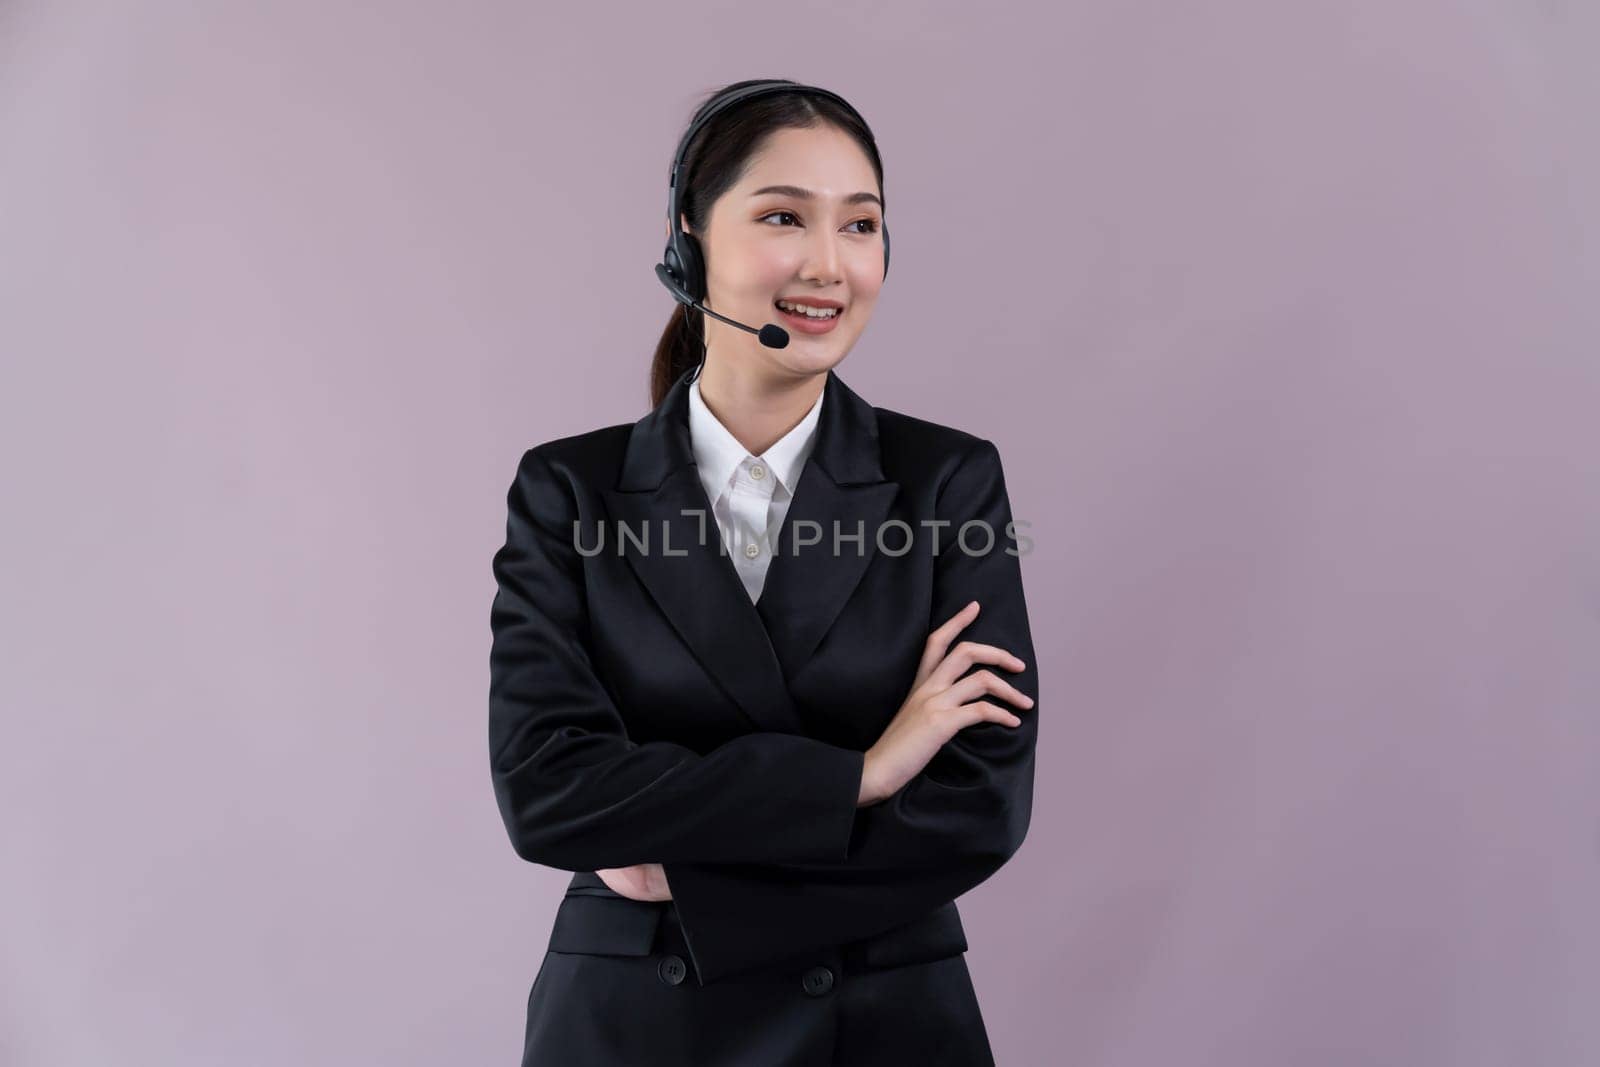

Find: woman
489;78;1040;1066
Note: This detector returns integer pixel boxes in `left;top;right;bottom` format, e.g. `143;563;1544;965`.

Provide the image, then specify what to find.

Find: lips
774;297;844;310
773;301;843;334
773;300;842;316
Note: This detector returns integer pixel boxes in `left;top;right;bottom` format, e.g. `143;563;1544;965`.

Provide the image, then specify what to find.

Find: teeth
776;300;840;319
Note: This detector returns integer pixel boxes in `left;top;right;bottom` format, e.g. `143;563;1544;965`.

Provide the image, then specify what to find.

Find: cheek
710;235;783;282
726;251;796;301
845;280;882;319
847;259;884;294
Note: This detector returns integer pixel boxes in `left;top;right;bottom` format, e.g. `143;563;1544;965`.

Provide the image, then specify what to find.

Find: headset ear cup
882;223;890;280
677;233;707;304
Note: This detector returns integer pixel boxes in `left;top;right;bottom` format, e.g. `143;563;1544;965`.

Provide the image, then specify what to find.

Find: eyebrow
749;184;883;210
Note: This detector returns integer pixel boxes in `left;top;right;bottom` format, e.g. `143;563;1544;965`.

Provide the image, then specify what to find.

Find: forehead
734;125;879;198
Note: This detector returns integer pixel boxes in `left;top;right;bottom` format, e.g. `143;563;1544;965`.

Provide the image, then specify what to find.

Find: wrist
856;750;881;807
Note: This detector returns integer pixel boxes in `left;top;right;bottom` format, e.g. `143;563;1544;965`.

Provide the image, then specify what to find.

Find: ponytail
649;303;704;408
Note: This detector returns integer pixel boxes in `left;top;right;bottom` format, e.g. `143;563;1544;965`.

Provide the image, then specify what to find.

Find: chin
771;344;849;378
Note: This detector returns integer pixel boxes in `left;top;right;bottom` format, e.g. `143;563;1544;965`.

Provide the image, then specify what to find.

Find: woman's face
687;123;885;380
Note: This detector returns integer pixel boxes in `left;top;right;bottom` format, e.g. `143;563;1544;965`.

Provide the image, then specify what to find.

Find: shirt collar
688;375;826;496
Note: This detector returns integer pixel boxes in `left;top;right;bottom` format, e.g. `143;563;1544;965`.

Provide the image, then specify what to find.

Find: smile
774;300;843;334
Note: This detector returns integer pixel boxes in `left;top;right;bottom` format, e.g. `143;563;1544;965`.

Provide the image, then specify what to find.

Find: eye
758;210;882;235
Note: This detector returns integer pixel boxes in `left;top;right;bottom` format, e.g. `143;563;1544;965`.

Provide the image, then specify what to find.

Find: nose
799;228;844;285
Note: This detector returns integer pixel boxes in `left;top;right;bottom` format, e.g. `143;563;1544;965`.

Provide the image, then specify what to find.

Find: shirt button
749;464;766;480
743;542;760;559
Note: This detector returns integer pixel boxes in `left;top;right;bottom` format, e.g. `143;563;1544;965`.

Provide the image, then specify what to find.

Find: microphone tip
758;324;790;349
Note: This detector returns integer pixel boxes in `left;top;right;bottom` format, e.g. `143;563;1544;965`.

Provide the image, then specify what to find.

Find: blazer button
658;955;687;986
801;965;834;997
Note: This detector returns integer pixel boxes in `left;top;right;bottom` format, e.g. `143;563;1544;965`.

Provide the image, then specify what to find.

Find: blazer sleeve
660;438;1039;985
488;445;867;871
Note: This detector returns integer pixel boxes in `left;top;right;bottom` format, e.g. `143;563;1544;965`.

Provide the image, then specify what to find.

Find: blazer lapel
603;367;899;736
756;372;899;681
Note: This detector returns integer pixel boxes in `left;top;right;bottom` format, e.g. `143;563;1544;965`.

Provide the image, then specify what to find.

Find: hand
858;600;1033;807
595;863;674;901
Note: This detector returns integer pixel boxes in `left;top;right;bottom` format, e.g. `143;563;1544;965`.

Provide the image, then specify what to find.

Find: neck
694;357;824;457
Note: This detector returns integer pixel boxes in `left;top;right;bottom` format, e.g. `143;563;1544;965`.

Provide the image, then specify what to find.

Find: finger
947;669;1035;711
924;601;980;657
958;700;1024;728
915;601;981;687
929;641;1027;689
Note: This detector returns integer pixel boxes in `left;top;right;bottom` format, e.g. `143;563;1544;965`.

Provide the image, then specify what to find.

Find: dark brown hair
649;80;886;408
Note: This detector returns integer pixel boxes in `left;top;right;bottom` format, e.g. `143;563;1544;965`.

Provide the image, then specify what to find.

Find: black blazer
489;366;1039;1009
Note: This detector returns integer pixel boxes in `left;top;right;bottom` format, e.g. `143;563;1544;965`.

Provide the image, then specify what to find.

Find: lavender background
3;2;1597;1064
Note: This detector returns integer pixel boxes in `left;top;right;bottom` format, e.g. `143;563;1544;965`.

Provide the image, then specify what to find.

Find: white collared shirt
687;375;825;604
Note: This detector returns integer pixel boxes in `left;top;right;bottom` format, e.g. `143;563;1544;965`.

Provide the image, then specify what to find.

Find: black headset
654;80;889;362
